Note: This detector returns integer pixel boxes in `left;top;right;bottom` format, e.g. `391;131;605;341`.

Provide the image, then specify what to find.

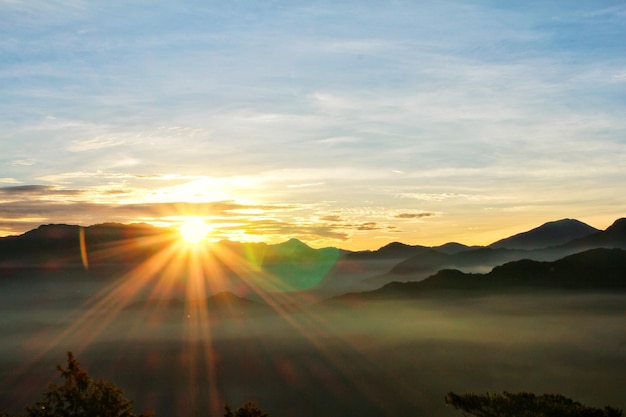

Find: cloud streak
67;137;125;152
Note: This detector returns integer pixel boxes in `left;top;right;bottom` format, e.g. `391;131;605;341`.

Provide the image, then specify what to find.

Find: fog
0;275;624;417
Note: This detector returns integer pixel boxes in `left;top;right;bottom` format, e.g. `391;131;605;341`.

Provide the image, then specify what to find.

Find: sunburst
178;217;213;244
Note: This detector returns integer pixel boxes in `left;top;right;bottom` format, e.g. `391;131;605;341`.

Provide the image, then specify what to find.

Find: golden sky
1;1;625;250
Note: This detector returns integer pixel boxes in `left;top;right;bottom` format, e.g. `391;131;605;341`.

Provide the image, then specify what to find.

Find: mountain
0;223;174;269
344;241;431;260
345;248;626;300
432;242;474;255
259;238;342;291
560;218;626;250
2;218;625;299
0;226;339;293
374;246;533;286
488;219;599;250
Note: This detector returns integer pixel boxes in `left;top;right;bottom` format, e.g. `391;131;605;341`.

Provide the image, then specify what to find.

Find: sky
1;0;625;250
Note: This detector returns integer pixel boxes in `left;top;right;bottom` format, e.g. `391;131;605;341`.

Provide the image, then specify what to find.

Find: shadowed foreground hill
346;248;626;299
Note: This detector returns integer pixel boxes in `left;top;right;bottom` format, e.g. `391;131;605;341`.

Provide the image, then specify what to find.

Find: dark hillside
346;248;626;300
489;219;599;250
562;218;626;250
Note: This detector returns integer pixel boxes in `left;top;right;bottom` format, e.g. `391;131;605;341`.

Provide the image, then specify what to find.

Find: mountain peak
605;218;626;234
488;218;599;250
279;238;313;250
434;242;472;255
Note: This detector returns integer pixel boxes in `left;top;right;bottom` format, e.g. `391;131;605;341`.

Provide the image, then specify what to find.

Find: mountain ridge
336;248;626;302
488;218;599;250
2;218;625;299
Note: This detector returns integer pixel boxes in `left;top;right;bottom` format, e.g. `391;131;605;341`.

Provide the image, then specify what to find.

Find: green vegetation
4;353;270;417
445;391;623;417
21;352;151;417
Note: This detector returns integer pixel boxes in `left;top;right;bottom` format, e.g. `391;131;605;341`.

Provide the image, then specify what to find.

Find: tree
224;402;269;417
24;352;151;417
445;391;622;417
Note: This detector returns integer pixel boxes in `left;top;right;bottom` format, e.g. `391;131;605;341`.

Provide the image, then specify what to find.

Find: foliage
445;391;623;417
224;402;269;417
24;352;151;417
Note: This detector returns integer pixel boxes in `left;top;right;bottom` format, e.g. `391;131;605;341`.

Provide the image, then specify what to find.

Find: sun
178;217;213;244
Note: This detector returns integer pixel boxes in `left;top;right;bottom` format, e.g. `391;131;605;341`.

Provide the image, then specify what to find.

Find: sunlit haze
1;1;625;249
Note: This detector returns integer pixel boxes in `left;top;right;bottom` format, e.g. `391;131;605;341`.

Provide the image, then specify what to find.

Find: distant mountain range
337;248;626;302
359;218;626;290
1;218;625;299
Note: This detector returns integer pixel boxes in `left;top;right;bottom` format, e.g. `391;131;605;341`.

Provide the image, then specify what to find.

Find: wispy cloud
0;178;21;184
397;193;497;202
286;182;325;189
67;136;125;152
10;160;34;166
395;212;436;219
0;184;83;197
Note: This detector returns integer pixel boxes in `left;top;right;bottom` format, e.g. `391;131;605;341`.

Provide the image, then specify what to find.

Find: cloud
355;222;380;231
397;193;497;202
0;178;21;184
0;185;53;195
287;182;325;189
613;72;626;81
395;212;436;219
36;171;136;183
315;136;360;145
11;160;34;166
220;218;350;242
583;5;626;18
0;197;297;225
319;215;343;222
67;136;125;152
0;185;83;197
398;193;464;201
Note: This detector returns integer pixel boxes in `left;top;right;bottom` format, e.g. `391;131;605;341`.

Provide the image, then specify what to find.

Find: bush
223;401;269;417
24;352;151;417
445;391;623;417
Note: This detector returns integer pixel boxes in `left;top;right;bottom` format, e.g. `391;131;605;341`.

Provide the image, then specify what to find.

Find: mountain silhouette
2;218;625;299
366;218;626;288
432;242;474;255
488;219;599;250
559;218;626;250
344;241;431;260
346;248;626;300
0;223;173;270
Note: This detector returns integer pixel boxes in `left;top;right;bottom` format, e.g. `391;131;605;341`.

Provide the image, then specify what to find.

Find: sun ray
11;222;422;417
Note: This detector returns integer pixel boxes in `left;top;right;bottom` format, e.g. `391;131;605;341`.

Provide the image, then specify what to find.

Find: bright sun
178;217;213;244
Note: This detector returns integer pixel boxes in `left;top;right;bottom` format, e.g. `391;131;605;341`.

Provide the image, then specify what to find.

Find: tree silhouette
24;352;151;417
224;401;269;417
445;391;623;417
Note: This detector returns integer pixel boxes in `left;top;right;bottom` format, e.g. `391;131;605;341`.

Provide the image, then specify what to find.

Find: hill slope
488;219;599;250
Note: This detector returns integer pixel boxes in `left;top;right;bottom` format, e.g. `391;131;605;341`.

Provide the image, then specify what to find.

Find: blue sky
1;0;625;249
